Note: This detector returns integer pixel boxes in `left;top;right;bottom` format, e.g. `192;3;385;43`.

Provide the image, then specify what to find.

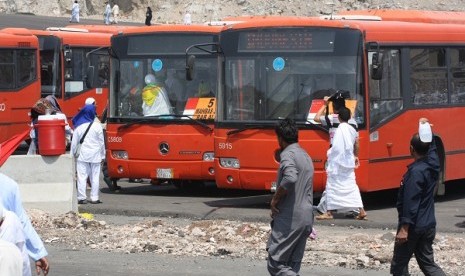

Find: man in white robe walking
317;107;366;220
69;1;79;23
71;104;105;204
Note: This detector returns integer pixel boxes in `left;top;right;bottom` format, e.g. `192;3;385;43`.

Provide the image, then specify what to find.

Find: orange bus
0;29;40;143
28;27;112;119
104;25;222;188
212;15;465;194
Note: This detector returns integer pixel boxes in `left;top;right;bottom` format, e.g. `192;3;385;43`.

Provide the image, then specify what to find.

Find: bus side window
410;48;448;105
369;49;402;129
0;50;15;89
450;48;465;104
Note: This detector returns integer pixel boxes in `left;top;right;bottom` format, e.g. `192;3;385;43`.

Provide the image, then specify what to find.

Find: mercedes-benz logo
159;142;170;155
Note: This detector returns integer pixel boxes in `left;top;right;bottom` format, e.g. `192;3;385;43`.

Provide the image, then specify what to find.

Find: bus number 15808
108;136;123;143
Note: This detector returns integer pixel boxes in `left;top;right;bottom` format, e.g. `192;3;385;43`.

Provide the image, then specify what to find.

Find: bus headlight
112;150;128;160
220;158;240;169
203;152;214;161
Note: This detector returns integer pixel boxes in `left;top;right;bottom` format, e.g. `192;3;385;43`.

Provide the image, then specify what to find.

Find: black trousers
390;227;446;276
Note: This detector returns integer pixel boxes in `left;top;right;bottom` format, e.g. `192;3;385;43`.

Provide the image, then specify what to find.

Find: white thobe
0;173;48;261
112;5;119;23
70;3;79;23
183;13;192;25
104;4;111;24
0;239;23;276
70;121;105;201
0;210;32;276
325;122;364;211
142;89;173;116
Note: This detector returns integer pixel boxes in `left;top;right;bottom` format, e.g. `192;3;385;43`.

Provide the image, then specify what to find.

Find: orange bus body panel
0;30;41;143
106;124;215;180
338;9;465;24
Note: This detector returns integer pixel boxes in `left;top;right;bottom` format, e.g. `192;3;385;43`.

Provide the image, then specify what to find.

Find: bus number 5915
218;142;232;150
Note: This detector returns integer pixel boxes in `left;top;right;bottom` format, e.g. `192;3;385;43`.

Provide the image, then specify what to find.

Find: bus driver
141;74;173;116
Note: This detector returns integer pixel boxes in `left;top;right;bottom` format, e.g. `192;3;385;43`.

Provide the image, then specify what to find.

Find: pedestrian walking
69;0;80;23
111;3;119;24
313;90;362;218
0;172;50;275
0;203;31;276
183;11;192;25
390;118;446;276
145;7;152;26
71;104;105;205
267;118;314;276
104;1;111;25
315;107;366;220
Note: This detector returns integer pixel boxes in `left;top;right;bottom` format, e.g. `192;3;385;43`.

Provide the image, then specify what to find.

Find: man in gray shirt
267;118;314;276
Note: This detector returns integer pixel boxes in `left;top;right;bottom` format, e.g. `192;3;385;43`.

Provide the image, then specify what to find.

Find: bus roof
115;24;223;36
221;16;465;44
31;29;112;46
338;9;465;24
0;28;38;47
64;24;139;34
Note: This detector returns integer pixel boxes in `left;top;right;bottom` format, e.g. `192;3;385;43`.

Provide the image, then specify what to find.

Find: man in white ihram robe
70;1;79;23
325;117;364;213
0;203;31;276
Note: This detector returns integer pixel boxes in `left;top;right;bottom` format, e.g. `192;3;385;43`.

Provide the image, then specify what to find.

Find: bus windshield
219;27;365;126
111;33;218;120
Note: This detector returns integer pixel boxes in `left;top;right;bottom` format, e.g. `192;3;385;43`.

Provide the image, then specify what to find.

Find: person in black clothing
390;118;446;276
145;7;152;26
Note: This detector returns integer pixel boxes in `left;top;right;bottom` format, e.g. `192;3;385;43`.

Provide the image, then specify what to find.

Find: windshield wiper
227;125;262;136
303;120;329;133
118;114;213;132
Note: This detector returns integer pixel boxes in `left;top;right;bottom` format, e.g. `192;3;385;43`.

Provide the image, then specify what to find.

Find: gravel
28;209;464;275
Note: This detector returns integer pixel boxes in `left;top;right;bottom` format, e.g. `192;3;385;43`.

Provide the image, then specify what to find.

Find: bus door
38;35;61;99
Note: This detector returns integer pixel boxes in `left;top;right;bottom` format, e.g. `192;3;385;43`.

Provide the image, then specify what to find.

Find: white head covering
419;121;432;143
85;97;96;105
144;74;156;85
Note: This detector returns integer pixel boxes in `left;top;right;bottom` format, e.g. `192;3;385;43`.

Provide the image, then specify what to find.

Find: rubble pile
28;210;464;275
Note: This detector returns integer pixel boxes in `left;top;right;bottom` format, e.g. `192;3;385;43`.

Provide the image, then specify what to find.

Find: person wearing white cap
0;173;49;275
85;97;96;105
0;202;31;276
391;118;446;276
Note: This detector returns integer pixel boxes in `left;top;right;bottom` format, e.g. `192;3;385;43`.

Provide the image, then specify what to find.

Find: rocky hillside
2;0;465;25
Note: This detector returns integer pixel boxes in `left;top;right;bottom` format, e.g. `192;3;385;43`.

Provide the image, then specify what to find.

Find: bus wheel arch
434;136;446;196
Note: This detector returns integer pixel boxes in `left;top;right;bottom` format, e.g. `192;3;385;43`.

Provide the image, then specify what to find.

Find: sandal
355;214;368;220
315;213;333;220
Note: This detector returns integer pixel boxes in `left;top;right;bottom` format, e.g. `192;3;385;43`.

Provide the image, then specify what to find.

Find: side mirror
85;66;95;88
370;52;383;80
186;54;196;81
64;45;72;68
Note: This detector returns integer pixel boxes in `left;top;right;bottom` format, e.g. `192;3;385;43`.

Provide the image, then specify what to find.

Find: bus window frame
0;48;37;92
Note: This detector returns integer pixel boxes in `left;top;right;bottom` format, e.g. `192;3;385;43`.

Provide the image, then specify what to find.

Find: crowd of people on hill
68;1;194;26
